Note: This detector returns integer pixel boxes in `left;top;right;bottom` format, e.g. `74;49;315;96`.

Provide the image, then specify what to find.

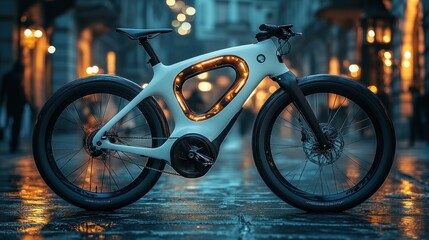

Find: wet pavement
1;136;429;239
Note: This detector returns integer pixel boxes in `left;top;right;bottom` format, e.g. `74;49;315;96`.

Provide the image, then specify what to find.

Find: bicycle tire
252;74;395;212
33;75;169;210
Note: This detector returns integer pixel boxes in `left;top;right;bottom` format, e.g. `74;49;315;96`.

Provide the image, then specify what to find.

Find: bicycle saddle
116;28;172;40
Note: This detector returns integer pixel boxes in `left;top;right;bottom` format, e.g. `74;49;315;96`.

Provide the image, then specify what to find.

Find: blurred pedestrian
0;61;27;152
409;84;421;147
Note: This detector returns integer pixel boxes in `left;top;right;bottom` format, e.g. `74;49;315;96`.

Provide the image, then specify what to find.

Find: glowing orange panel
174;55;249;121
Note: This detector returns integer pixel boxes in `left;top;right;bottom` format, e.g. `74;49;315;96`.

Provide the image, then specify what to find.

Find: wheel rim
267;92;380;201
46;91;154;198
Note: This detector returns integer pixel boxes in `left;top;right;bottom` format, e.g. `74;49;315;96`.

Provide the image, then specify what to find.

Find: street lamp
361;0;395;92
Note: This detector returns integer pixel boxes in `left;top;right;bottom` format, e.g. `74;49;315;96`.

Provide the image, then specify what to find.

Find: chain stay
104;134;181;176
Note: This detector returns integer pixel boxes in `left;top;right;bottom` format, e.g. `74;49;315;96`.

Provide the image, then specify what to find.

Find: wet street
1;136;429;239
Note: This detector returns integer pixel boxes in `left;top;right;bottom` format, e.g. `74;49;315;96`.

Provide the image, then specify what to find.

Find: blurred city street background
1;0;429;239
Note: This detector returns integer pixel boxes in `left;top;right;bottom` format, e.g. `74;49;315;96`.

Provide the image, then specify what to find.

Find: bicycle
33;24;395;212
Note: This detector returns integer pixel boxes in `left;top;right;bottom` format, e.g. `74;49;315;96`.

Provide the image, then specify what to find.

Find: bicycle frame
92;39;288;163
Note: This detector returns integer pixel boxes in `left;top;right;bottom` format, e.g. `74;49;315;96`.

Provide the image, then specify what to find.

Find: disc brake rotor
301;123;344;166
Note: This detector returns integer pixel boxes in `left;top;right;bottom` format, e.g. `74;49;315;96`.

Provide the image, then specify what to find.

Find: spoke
341;117;370;132
322;167;331;195
112;98;125;132
101;163;106;193
339;103;360;131
72;101;87;128
51;141;82;147
101;156;120;190
327;94;338;123
117;112;144;128
99;93;103;124
58;148;84;170
342;124;373;137
102;94;112;124
328;95;347;126
60;112;86;134
121;152;145;171
271;143;302;148
117;122;150;133
274;121;301;132
345;138;366;146
331;164;339;193
333;162;356;188
304;167;320;193
69;158;90;183
110;153;145;170
116;151;135;181
343;152;369;172
343;149;373;166
296;160;309;187
81;156;91;189
64;158;89;178
319;166;324;195
89;157;94;192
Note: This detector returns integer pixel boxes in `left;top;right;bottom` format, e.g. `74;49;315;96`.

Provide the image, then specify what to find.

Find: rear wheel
252;76;395;212
33;76;169;210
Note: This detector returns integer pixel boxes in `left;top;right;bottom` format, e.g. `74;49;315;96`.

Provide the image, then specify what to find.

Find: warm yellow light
384;59;392;67
86;66;99;75
197;72;208;80
383;35;391;43
24;29;32;37
177;13;186;22
368;85;378;94
404;51;412;59
177;27;189;35
268;86;277;93
366;29;375;43
86;67;93;75
348;64;359;73
47;45;56;54
34;30;43;38
256;91;267;103
403;60;411;68
142;83;148;88
198;81;212;92
107;51;116;74
166;0;175;6
181;22;191;31
186;7;196;15
172;20;180;27
384;51;392;59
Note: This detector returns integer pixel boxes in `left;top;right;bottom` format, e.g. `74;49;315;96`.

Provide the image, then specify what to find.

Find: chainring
170;134;217;178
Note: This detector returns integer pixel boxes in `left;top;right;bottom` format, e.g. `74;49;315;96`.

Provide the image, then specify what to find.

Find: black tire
33;75;169;211
252;75;395;212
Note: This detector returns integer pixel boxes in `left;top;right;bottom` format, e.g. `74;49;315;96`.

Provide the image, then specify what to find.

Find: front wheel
252;75;395;212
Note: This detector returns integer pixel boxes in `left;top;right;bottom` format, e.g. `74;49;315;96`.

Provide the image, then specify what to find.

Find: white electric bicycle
33;24;395;212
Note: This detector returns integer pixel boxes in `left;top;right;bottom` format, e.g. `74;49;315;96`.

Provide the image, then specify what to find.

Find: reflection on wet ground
0;140;428;239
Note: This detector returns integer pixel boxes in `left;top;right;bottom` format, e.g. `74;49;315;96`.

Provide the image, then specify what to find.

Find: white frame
93;39;289;164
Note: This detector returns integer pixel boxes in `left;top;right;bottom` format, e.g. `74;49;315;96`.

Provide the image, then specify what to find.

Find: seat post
139;37;160;66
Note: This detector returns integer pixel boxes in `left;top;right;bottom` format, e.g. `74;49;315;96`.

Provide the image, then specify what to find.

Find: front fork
273;71;330;148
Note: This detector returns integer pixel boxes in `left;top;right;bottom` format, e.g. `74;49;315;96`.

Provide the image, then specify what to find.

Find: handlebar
256;24;302;42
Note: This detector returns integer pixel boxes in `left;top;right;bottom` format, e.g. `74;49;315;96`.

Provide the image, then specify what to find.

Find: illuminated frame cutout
174;55;249;121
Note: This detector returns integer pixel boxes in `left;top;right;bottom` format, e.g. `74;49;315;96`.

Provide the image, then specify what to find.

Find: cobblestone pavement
0;137;428;239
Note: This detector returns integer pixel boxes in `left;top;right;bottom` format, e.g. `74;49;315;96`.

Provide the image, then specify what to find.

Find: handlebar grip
259;24;279;32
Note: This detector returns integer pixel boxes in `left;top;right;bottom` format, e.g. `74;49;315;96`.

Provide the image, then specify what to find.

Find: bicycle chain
104;134;181;176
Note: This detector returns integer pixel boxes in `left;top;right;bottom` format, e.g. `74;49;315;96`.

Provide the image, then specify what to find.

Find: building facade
277;0;429;139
